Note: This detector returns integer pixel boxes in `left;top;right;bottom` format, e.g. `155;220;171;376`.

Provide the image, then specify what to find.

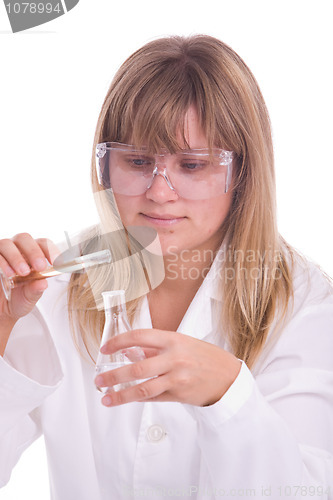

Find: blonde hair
68;35;294;368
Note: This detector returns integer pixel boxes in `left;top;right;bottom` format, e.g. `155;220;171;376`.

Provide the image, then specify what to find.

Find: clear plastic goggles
96;142;233;200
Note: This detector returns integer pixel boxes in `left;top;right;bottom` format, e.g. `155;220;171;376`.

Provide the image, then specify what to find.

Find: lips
142;213;184;220
140;212;186;226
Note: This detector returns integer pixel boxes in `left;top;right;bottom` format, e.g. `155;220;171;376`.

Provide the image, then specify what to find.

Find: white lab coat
0;253;333;499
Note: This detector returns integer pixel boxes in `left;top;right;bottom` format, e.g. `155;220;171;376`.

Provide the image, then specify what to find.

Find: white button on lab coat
0;254;333;499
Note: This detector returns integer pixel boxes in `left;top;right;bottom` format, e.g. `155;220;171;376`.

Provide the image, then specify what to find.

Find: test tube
0;249;112;301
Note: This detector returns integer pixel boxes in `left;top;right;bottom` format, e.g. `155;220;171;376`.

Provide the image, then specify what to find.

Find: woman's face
113;105;233;257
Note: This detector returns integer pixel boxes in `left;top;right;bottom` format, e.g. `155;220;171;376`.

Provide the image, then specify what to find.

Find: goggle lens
96;143;233;200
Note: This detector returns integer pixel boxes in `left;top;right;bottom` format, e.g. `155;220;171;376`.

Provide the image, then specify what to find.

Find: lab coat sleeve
0;307;63;487
185;300;333;499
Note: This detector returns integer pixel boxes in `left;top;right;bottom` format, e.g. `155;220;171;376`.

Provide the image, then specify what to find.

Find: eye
183;162;200;170
125;155;154;169
180;160;209;171
131;158;148;167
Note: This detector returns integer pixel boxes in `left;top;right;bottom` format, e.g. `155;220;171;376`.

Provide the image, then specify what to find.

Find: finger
21;278;49;300
141;347;159;358
101;373;171;407
6;279;48;316
0;238;32;276
122;347;146;362
95;352;170;389
0;254;15;277
35;238;61;265
100;329;176;354
120;347;157;362
12;233;49;271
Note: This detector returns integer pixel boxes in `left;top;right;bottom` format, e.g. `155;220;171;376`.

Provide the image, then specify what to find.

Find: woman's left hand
94;329;242;407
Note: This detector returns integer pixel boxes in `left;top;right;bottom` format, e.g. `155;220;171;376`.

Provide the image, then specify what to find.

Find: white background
0;0;332;498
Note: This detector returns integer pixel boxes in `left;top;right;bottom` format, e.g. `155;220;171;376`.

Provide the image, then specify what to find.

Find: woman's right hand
0;233;60;323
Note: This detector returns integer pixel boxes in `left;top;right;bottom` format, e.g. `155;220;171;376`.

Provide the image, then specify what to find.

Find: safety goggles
96;142;233;200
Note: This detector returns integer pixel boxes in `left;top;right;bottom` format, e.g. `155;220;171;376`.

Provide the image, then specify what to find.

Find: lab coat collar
178;244;225;340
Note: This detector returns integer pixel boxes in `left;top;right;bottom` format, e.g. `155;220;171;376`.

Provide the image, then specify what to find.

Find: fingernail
18;263;31;275
102;395;112;406
100;345;108;354
34;258;47;271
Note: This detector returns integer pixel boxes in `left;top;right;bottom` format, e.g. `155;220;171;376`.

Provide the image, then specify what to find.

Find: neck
146;243;221;331
160;246;218;293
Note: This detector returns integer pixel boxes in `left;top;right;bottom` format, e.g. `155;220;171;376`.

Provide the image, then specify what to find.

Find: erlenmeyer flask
95;290;146;393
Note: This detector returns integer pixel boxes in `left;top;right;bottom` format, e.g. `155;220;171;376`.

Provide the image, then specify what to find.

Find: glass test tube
0;249;112;301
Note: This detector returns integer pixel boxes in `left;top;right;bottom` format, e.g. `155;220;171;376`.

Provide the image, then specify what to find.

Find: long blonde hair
68;35;294;368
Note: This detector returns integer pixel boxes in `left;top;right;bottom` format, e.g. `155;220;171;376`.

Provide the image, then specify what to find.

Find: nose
145;168;179;203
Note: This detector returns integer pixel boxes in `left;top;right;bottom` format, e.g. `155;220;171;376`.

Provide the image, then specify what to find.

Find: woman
0;35;332;499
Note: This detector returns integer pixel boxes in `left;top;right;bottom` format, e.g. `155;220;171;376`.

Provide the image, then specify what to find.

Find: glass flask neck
102;290;126;310
102;290;130;326
105;303;128;323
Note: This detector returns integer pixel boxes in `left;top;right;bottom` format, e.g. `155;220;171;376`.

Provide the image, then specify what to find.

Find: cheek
112;195;138;224
195;194;232;229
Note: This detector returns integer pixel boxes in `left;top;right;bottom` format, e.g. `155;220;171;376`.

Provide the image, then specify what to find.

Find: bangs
99;36;247;156
100;53;235;153
104;62;202;153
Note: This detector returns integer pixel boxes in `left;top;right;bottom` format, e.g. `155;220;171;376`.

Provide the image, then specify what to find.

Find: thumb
9;279;49;318
23;279;48;304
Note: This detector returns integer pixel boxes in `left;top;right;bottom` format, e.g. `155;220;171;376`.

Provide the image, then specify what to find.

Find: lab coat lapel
177;284;213;340
177;245;225;341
